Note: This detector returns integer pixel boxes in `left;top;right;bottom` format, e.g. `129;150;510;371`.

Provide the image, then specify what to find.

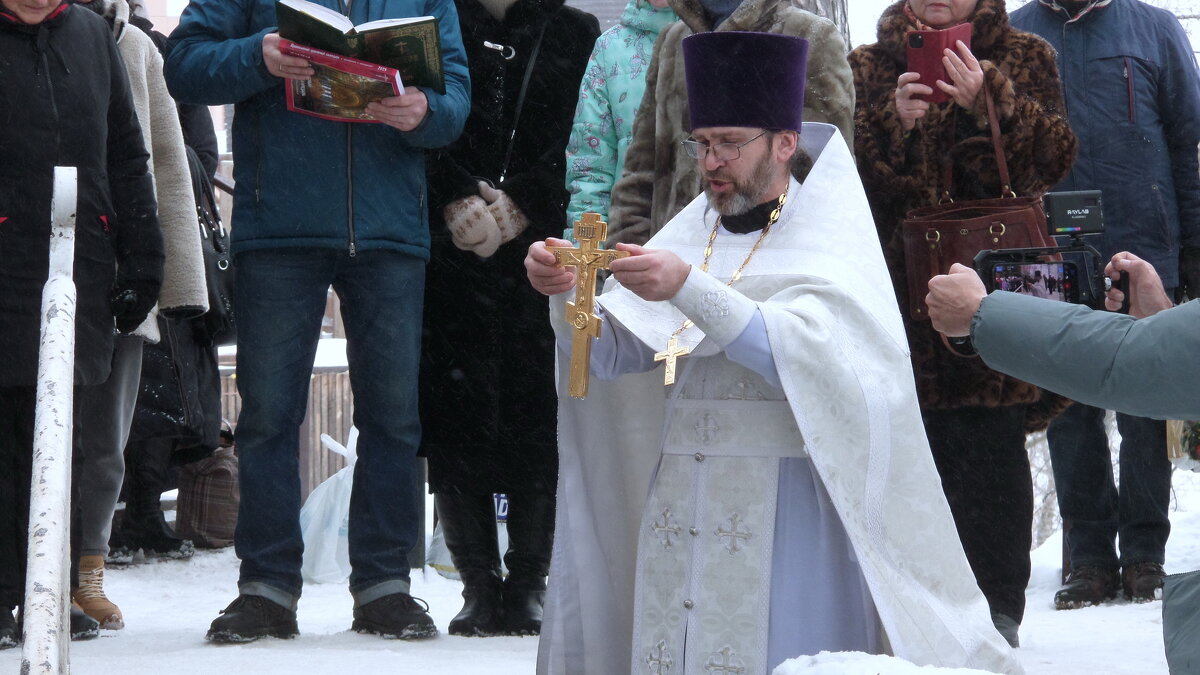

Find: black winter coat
420;0;598;495
0;4;163;387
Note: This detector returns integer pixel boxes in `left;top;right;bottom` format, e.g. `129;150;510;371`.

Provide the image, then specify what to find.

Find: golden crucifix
548;213;629;398
654;335;690;386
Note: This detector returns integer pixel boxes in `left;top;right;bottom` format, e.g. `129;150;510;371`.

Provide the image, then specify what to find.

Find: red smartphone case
906;23;972;104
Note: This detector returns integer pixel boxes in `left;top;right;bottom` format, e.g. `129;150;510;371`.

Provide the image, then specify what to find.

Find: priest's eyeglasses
680;131;767;161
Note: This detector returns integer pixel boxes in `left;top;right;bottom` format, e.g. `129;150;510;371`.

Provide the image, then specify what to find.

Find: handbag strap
497;20;549;184
940;79;1013;200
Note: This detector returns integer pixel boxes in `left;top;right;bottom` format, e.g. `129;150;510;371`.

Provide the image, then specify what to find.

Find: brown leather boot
1053;565;1119;609
73;555;124;629
1123;561;1166;603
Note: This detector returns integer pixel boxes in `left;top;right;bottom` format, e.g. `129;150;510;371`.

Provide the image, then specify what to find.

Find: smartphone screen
906;23;972;103
992;262;1079;303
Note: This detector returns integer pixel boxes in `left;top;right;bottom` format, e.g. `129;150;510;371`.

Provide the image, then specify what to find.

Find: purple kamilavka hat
682;31;809;132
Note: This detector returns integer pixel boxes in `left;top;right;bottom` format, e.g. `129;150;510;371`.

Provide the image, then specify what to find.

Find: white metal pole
22;166;78;675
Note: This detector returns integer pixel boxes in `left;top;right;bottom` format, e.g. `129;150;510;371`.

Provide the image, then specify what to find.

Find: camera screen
992;262;1078;303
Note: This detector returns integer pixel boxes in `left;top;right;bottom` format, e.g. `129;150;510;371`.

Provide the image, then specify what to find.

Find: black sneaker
0;607;17;650
352;593;438;640
1123;561;1166;603
1054;565;1120;609
70;604;99;641
206;595;299;643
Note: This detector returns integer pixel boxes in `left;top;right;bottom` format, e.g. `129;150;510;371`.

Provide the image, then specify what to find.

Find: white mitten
487;191;531;244
443;195;502;257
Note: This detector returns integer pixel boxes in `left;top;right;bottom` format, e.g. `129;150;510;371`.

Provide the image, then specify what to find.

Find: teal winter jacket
164;0;470;260
563;0;676;232
972;291;1200;420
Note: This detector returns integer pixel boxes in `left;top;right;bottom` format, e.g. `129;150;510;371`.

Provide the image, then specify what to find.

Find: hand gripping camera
973;190;1124;309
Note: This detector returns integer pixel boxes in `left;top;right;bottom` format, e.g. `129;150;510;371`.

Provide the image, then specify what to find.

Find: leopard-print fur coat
850;0;1078;428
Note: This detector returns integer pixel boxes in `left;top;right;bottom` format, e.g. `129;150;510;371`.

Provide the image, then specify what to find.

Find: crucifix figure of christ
548;213;628;398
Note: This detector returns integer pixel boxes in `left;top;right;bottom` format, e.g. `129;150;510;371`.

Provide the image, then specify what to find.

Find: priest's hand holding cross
606;244;691;302
524;240;690;300
527;230;696;395
526;213;632;398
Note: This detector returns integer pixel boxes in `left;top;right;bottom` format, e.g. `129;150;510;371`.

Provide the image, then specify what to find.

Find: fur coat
420;0;598;495
99;0;208;340
604;0;854;246
850;0;1077;422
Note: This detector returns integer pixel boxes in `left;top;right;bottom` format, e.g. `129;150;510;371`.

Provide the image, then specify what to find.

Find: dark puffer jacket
420;0;598;495
850;0;1077;422
1011;0;1200;290
0;3;163;387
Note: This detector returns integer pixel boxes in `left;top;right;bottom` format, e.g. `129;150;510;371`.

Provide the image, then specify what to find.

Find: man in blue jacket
164;0;469;643
1010;0;1200;610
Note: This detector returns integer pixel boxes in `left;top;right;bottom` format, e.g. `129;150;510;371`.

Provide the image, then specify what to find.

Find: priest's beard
703;152;780;217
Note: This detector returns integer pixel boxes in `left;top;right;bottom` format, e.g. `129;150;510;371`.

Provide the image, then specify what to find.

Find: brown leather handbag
902;85;1056;321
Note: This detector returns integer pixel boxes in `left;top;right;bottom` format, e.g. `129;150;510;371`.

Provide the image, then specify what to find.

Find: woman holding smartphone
849;0;1077;649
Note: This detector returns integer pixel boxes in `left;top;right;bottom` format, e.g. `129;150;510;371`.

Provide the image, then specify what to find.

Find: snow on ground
5;474;1199;674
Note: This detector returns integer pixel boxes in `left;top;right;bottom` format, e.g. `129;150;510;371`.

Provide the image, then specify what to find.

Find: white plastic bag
299;427;357;584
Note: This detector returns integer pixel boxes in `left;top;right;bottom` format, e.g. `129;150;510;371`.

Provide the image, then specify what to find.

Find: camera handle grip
1107;273;1131;314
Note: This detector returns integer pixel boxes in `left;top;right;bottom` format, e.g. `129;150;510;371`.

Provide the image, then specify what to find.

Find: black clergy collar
720;198;778;234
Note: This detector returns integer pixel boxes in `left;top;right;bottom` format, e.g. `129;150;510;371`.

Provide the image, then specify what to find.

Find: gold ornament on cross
548;213;629;398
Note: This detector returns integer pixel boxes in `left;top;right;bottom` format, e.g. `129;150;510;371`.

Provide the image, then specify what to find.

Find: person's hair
765;129;813;182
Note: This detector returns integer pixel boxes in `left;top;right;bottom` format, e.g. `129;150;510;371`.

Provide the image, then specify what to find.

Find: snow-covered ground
5;472;1198;674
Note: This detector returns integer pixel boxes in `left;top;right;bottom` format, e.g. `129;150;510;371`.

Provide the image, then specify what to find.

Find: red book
279;38;403;123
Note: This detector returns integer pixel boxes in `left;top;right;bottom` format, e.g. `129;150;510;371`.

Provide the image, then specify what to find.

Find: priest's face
693;126;785;217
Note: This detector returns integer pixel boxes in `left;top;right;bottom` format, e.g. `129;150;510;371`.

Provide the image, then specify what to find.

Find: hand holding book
364;87;428;131
263;32;315;80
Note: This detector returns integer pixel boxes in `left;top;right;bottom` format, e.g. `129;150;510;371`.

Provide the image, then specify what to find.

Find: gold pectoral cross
654;335;690;386
548;213;629;398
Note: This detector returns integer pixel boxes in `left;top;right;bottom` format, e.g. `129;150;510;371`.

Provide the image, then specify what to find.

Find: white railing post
22;166;78;675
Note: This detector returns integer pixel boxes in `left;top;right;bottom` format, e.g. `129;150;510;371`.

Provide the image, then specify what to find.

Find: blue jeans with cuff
232;247;425;611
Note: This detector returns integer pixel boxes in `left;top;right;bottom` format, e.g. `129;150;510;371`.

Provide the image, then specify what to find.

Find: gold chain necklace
653;188;788;385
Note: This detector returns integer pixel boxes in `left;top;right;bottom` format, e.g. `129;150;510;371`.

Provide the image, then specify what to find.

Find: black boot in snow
352;593;438;640
207;595;299;643
105;520;135;566
501;492;555;636
69;603;99;641
436;493;504;637
0;607;17;649
126;510;194;560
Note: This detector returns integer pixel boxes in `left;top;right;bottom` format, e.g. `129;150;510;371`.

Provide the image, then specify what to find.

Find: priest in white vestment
528;32;1023;675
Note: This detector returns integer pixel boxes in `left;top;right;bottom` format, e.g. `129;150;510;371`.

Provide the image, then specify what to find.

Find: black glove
1182;247;1200;301
110;279;160;334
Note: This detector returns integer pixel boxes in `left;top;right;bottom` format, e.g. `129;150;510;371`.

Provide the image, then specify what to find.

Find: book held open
280;39;402;123
276;0;444;94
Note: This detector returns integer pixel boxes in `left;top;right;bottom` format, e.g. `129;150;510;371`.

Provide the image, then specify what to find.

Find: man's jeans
233;248;425;609
1048;402;1172;569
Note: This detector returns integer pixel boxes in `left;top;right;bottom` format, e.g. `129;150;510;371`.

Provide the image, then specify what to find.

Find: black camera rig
972;190;1124;310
